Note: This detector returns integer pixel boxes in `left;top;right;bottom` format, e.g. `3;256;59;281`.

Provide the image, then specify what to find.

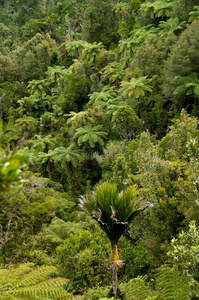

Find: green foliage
0;54;18;83
1;0;199;297
141;0;173;19
171;0;198;22
119;76;152;99
16;33;58;81
118;26;158;58
31;134;55;152
65;40;88;58
55;218;111;292
162;18;199;110
159;109;198;160
86;288;112;299
51;145;82;168
0;263;70;299
88;86;118;108
120;265;190;300
158;17;187;37
168;221;199;297
155;265;190;300
173;72;199;98
45;65;69;90
80;182;149;247
0;172;73;261
102;62;125;87
81;0;119;48
112;105;140;140
0;152;23;191
0;122;23;190
82;42;104;72
189;6;199;23
120;275;154;300
73;124;108;148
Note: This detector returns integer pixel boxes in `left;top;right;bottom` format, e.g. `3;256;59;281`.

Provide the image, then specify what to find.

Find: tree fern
36;150;54;164
65;40;88;58
65;111;88;126
51;145;82;168
120;275;155;300
88;86;117;108
173;72;199;97
102;62;125;86
189;6;199;23
0;263;70;300
141;0;173;19
15;116;37;130
31;134;56;152
73;124;108;148
155;265;190;300
119;76;152;99
82;42;104;65
158;18;187;38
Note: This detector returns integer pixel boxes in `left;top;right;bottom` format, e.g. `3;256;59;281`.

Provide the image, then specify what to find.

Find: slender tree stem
111;243;119;299
111;243;119;262
112;263;118;300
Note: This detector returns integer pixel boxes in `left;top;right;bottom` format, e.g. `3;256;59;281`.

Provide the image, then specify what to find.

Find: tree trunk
111;242;119;299
112;263;118;300
111;242;119;261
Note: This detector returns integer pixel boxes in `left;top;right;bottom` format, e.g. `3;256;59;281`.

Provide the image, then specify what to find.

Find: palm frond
80;183;150;244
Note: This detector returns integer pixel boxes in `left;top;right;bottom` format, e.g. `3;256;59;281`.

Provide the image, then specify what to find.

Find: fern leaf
156;265;190;300
0;264;70;300
120;275;153;299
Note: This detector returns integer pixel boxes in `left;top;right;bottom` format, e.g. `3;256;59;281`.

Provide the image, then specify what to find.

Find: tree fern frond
0;264;70;300
120;275;154;300
189;6;199;23
14;265;57;288
155;265;190;300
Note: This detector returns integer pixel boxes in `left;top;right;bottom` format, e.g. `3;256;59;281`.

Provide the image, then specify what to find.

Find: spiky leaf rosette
79;182;150;245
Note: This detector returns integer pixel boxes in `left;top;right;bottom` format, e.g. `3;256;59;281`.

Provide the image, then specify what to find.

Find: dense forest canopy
0;0;199;299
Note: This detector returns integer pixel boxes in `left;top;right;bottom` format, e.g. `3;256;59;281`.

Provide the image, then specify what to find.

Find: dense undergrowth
0;0;199;299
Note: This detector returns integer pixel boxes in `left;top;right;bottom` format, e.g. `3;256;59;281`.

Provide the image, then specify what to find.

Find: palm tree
80;182;151;299
119;38;133;61
106;96;124;117
73;124;108;148
18;95;37;115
